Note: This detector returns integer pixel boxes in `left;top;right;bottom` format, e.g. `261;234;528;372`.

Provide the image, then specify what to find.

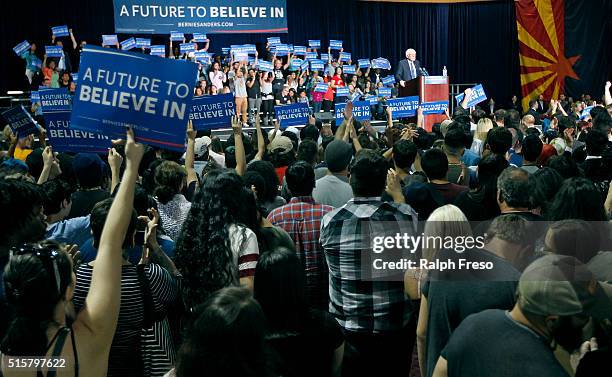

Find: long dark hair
246;161;280;203
175;170;251;307
547;177;607;221
176;287;272;377
1;241;73;356
254;248;308;333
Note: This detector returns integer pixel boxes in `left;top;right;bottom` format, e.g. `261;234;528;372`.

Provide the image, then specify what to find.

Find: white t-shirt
234;77;247;98
209;70;226;90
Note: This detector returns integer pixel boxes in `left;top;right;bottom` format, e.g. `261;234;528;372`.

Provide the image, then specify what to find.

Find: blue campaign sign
71;45;198;151
299;60;309;71
221;47;231;55
40;89;111;154
189;93;235;130
291;58;303;69
387;96;420;118
378;87;392;98
314;83;329;93
267;36;281;46
339;52;351;62
421;101;449;115
382;75;396;86
580;106;594;120
52;25;70;37
336;88;349;97
259;60;274;72
180;43;197;54
192;33;207;42
71;73;79;83
1;106;39;137
310;60;325;71
170;31;185;41
45;46;63;58
275;44;289;56
358;59;371;69
13;40;31;56
136;38;151;48
121;37;137;50
293;46;307;55
31;91;40;103
365;95;378;105
274;103;309;126
329;40;343;50
102;35;119;46
38;88;72;112
194;51;212;64
320;53;329;62
113;1;287;34
343;65;356;75
371;58;391;70
306;51;318;60
149;45;166;57
32;57;43;69
287;44;294;53
334;101;371;121
455;84;487;108
242;44;257;54
308;40;321;48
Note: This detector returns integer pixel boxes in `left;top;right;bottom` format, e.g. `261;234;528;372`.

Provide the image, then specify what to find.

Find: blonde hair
422;205;472;261
475;118;493;143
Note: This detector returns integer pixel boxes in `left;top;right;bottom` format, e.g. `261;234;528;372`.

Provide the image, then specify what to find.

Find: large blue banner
334;101;371;121
455;84;487;108
1;106;39;137
113;0;288;34
274;103;309;126
40;89;111;154
71;46;197;152
387;96;420;118
189;93;235;130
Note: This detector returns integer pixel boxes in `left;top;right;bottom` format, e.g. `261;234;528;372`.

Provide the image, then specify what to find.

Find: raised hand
125;127;145;167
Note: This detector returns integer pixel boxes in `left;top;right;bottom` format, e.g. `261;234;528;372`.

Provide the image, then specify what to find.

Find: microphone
420;67;429;76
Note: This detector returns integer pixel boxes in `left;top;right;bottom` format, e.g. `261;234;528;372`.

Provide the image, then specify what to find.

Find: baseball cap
269;136;294;154
325;140;353;173
72;153;106;188
518;254;612;319
182;136;211;160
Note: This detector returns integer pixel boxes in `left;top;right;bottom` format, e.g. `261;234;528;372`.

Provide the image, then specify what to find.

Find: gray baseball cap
518;254;612;319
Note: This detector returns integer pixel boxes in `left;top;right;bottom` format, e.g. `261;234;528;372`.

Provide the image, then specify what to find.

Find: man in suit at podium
396;48;422;87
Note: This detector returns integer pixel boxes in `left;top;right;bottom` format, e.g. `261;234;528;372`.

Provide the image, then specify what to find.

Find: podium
399;76;449;132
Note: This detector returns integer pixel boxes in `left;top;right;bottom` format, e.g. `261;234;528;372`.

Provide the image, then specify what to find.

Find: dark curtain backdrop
0;0;521;103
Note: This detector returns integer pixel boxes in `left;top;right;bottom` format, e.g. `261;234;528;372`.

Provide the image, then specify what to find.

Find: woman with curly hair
174;170;259;309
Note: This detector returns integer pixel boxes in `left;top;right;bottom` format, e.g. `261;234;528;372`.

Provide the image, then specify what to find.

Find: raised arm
283;54;291;70
76;128;144;344
108;148;123;194
232;116;246;176
254;114;266;161
605;81;612;106
335;102;353;140
185;120;198;187
69;29;77;50
460;87;472;110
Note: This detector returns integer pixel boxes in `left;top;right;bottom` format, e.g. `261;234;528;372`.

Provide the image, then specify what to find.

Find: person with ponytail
154;161;190;241
1;128;145;377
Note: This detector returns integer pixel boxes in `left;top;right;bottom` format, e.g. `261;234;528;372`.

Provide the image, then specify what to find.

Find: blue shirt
461;149;481;167
508;149;523;167
78;235;175;264
46;215;91;248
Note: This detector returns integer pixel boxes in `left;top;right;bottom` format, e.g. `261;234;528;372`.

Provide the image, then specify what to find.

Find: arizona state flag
516;0;612;110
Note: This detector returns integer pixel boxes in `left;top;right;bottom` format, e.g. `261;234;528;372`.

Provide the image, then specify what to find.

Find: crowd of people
2;29;612;377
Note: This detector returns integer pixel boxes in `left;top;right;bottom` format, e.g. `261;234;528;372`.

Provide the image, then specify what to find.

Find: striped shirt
228;223;259;279
73;263;178;377
320;197;419;333
267;196;334;309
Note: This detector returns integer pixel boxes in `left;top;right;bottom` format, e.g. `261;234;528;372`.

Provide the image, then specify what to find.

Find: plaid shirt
267;196;335;309
320;197;418;333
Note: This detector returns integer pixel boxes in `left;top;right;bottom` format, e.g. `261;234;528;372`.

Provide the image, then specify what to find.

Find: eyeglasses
10;244;62;294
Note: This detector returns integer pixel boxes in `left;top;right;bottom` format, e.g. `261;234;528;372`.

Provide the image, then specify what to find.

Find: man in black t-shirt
418;214;535;377
275;86;291;106
432;254;612;377
272;58;290;95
